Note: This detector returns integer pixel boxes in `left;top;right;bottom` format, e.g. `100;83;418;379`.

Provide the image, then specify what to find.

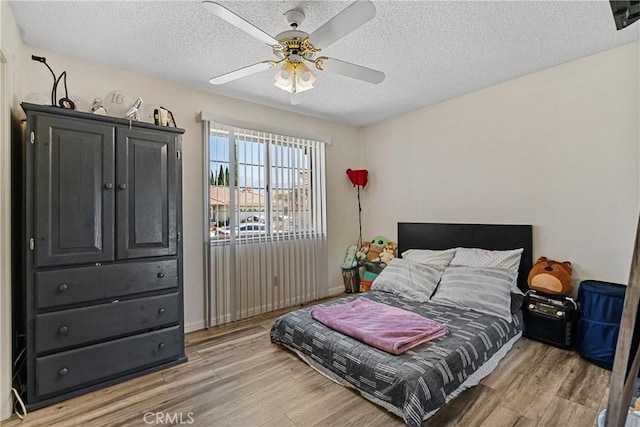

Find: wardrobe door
34;115;115;267
116;128;177;259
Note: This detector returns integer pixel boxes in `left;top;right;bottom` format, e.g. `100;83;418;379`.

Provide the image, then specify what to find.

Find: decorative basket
341;267;360;293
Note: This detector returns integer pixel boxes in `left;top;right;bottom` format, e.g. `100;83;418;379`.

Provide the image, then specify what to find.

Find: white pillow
371;258;444;303
401;248;456;267
450;247;523;272
429;266;516;322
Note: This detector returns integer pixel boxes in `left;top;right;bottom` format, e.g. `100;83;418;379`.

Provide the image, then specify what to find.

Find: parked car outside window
212;224;267;238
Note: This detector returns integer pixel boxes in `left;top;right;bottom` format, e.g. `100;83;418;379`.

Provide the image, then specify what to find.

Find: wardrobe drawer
35;260;178;309
35;325;182;397
35;293;179;354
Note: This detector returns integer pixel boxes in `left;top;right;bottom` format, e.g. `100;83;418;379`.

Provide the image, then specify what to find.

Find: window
201;116;328;325
208;122;326;242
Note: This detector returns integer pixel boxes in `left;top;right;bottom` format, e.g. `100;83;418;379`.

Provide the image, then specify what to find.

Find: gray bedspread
270;290;523;426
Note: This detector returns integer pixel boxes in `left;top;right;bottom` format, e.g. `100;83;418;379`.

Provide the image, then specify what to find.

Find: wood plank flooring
2;297;610;427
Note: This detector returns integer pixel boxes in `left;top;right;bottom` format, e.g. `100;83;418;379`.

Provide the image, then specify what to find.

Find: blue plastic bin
578;280;633;370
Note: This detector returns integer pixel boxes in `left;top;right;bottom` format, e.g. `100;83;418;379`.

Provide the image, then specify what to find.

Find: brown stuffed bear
527;256;573;296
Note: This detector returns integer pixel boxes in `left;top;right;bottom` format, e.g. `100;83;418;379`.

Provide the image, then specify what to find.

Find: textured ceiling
8;0;640;127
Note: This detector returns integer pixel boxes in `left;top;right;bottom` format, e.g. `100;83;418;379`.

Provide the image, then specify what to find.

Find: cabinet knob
104;183;113;190
58;283;68;292
158;308;165;315
118;183;127;190
58;325;69;334
157;273;165;278
58;367;69;376
158;343;165;350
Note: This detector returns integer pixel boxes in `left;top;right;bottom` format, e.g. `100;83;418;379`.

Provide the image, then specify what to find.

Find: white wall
14;46;361;333
1;11;361;416
0;0;25;420
361;42;640;290
3;3;639;420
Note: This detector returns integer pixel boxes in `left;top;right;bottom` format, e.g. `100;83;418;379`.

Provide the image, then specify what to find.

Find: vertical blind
203;119;327;326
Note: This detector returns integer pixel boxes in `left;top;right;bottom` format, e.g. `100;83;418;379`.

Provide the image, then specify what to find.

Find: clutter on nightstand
354;236;397;292
360;264;382;292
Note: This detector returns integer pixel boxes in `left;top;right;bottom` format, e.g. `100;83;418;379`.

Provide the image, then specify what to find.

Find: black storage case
523;291;578;349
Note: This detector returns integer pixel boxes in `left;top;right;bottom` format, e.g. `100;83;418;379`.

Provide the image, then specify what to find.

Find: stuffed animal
356;241;371;263
379;242;397;266
341;245;358;270
527;256;573;296
366;236;391;263
385;242;397;254
379;247;395;266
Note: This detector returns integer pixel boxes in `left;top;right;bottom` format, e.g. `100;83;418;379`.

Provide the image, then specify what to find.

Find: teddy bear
386;241;397;253
366;236;390;263
379;247;395;266
356;241;371;263
527;256;573;296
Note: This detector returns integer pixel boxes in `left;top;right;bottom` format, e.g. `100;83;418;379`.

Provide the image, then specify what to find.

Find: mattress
270;290;523;426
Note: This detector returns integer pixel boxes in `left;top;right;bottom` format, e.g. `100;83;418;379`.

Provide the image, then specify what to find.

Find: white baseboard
184;288;342;333
184;320;206;333
328;285;345;296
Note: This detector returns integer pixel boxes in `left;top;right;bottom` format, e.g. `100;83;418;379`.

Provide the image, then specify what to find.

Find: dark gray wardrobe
13;103;187;410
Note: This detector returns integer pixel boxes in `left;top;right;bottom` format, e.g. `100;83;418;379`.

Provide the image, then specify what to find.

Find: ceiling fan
202;0;385;104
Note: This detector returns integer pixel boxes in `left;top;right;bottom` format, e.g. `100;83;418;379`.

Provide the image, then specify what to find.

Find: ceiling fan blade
209;61;275;85
202;1;279;46
290;92;304;106
316;57;385;84
308;0;376;50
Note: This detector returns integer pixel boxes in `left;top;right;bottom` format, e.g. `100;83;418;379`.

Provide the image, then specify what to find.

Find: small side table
523;291;578;349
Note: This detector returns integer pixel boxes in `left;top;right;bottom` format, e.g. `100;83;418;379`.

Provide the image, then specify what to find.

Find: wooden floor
3;298;610;427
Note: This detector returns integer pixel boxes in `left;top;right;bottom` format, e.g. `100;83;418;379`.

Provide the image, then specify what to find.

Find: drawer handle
157;273;165;278
58;283;68;292
158;308;165;315
158;343;165;350
58;368;69;376
58;325;69;334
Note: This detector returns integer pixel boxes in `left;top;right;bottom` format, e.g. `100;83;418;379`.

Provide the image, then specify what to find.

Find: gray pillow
450;247;524;295
429;266;516;322
401;248;456;267
371;258;444;303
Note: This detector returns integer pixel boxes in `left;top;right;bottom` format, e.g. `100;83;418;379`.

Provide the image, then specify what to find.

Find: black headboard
397;222;533;292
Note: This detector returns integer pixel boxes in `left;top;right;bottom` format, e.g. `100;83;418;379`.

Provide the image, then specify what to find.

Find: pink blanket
310;298;448;355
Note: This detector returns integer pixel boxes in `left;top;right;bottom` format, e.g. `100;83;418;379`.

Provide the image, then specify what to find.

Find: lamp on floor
346;169;368;249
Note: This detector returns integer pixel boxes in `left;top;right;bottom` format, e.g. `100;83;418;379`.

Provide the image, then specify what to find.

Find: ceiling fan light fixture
274;61;316;94
203;0;383;103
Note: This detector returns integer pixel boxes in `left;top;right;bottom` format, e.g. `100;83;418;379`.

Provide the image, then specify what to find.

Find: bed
270;222;533;426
